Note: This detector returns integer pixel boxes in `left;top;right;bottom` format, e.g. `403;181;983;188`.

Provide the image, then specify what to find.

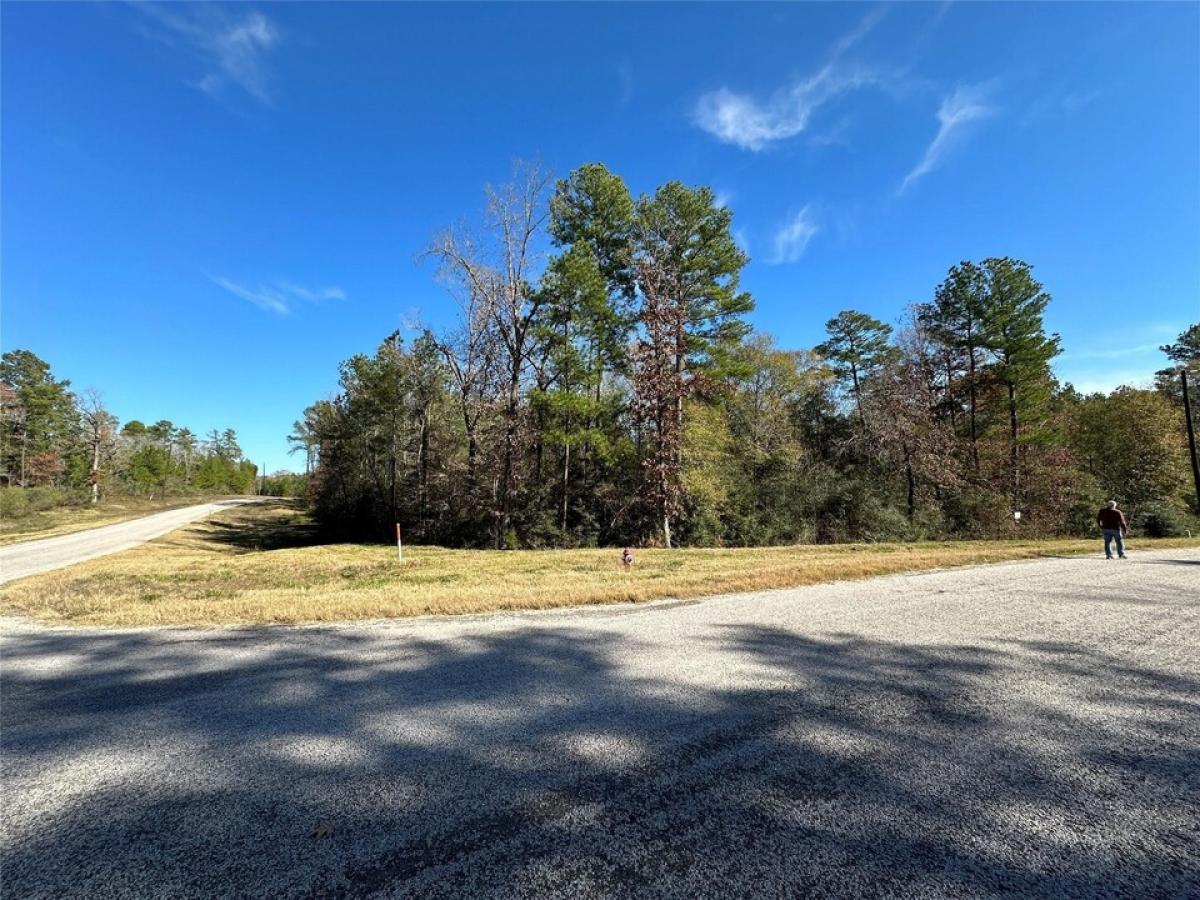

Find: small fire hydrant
622;547;634;570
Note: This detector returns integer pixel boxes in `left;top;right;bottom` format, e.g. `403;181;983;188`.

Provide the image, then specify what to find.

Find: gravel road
0;499;262;584
3;547;1198;898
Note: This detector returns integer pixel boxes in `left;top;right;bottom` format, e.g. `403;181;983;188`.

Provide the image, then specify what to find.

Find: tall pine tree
632;182;753;547
978;257;1061;506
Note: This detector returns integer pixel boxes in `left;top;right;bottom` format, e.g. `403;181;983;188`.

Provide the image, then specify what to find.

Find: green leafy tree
406;332;451;533
815;310;896;426
1160;323;1200;368
221;428;242;460
122;420;148;441
1153;323;1200;510
978;257;1062;504
917;262;990;471
530;244;624;533
176;428;198;483
288;415;318;476
128;444;172;495
1071;387;1185;513
0;350;77;486
864;325;963;524
679;399;739;545
549;162;637;304
308;333;459;542
632;181;753;547
338;335;410;530
1154;322;1200;406
714;335;831;544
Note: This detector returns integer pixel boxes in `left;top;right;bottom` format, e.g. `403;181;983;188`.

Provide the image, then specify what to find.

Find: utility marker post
396;524;403;563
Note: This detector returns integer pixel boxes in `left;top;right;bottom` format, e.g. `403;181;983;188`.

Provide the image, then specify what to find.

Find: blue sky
3;2;1198;473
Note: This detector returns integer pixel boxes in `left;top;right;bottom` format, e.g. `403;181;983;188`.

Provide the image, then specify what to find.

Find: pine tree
0;350;77;486
1154;323;1200;405
531;245;623;534
549;163;636;306
918;261;990;472
815;310;896;426
632;182;753;547
978;257;1061;505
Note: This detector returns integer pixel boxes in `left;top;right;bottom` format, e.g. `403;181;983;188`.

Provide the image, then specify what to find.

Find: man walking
1096;500;1128;559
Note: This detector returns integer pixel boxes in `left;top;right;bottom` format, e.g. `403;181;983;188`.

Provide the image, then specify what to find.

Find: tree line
296;162;1200;547
0;349;258;514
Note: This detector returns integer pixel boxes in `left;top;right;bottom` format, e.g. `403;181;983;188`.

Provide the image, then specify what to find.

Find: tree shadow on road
2;619;1198;898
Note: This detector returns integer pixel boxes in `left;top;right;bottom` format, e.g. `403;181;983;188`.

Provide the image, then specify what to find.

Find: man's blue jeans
1103;528;1125;558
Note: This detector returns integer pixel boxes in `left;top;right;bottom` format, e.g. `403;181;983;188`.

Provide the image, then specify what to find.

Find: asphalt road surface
0;499;262;584
2;548;1198;898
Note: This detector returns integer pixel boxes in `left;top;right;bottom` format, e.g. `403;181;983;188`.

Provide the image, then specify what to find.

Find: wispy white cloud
209;276;345;315
617;60;634;105
278;282;347;303
1059;342;1162;362
828;5;889;61
210;276;289;314
1058;322;1184;365
809;116;853;149
904;1;954;64
131;4;281;104
714;189;735;209
899;83;995;193
733;227;751;256
1060;90;1101;113
1055;324;1180;394
693;8;889;152
770;207;819;264
1022;88;1101;127
694;65;882;152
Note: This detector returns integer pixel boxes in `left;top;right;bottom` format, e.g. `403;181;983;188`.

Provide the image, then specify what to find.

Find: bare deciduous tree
427;228;501;496
78;388;119;504
428;161;552;546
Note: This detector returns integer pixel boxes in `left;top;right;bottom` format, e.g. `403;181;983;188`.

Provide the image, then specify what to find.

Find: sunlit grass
2;501;1197;627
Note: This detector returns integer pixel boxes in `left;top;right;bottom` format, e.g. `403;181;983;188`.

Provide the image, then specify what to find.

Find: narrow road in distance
0;498;262;584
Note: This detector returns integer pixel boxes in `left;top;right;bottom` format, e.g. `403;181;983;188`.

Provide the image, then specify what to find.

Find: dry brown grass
3;501;1197;628
0;495;241;546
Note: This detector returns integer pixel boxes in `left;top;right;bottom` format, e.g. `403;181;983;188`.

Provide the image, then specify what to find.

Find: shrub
813;481;913;544
1134;502;1191;538
0;486;82;519
26;486;70;512
1064;500;1102;537
0;488;30;519
940;490;1014;539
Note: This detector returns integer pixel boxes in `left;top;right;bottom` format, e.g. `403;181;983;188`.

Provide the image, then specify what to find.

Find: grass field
4;500;1198;627
0;495;242;546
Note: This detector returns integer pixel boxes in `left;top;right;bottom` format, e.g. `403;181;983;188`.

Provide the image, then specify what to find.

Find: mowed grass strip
3;501;1197;627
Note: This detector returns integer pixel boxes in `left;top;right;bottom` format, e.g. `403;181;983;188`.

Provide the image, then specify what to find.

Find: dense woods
6;163;1193;546
0;349;259;517
300;163;1200;547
